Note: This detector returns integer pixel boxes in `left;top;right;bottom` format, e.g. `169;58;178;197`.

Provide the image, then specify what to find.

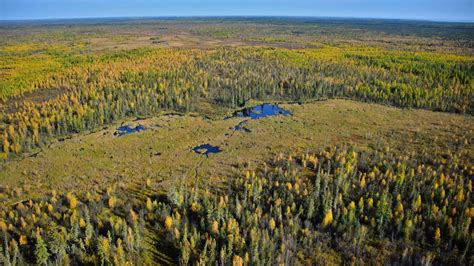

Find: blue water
115;124;147;136
231;104;291;119
192;144;222;157
228;104;291;132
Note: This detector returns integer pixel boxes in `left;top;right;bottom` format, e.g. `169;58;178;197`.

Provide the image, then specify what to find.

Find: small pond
229;104;291;120
228;104;291;132
115;124;147;136
192;144;222;157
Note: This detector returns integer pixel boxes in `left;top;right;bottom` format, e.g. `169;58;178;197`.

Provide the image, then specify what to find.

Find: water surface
115;124;147;136
229;104;291;119
192;144;222;157
228;104;291;132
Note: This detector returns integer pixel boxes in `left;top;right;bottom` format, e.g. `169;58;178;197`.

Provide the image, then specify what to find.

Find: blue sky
1;0;473;22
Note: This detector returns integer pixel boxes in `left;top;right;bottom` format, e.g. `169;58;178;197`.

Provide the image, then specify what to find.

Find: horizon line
1;15;473;24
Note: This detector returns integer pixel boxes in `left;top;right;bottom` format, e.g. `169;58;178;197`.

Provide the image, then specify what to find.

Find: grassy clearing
1;99;472;203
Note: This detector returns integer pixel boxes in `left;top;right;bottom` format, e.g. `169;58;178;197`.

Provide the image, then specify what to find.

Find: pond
229;104;291;120
228;104;291;132
192;144;222;157
115;124;147;136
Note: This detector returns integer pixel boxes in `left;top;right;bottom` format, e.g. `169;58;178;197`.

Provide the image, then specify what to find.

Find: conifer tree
34;234;49;265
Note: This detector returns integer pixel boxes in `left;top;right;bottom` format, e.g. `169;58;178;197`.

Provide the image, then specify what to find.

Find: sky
0;0;473;22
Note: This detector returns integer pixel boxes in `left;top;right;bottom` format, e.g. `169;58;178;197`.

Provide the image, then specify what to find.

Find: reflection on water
192;144;222;157
115;124;147;136
227;104;291;132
